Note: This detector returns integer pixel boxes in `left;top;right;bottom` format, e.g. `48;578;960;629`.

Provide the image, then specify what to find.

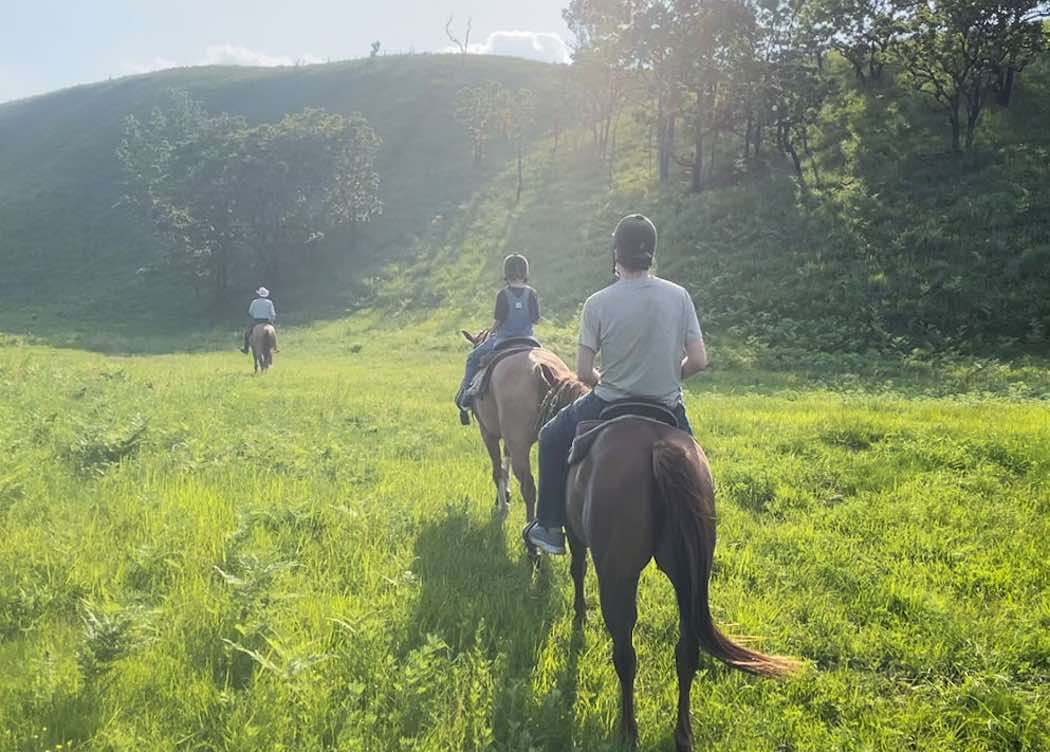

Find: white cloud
122;45;323;78
122;57;179;75
200;44;323;68
454;30;571;65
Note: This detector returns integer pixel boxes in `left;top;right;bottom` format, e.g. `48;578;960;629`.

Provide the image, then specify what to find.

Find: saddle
466;339;542;402
568;399;682;466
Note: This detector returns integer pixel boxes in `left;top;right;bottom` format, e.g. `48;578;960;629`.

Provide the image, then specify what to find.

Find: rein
536;376;590;434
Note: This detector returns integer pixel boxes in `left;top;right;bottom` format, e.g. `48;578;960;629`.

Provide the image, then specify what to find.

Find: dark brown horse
249;323;277;373
562;385;800;751
460;330;580;524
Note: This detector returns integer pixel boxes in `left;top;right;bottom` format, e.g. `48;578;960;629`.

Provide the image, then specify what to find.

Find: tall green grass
1;320;1048;751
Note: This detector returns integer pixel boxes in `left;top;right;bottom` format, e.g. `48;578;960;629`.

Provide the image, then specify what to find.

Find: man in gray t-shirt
526;215;708;556
581;275;703;407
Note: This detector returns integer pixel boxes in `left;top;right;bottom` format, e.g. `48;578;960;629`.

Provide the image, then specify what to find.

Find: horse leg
598;571;641;747
567;532;588;628
654;528;703;752
502;452;512;506
480;429;506;518
506;440;535;524
671;579;700;752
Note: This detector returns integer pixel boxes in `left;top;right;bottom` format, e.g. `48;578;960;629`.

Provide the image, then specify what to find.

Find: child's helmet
503;253;530;282
613;214;657;270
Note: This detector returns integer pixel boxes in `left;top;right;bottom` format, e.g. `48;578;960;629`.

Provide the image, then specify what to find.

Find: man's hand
681;339;708;380
577;346;600;387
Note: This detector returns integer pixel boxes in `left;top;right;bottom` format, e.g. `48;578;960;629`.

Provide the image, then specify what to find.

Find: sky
0;0;573;104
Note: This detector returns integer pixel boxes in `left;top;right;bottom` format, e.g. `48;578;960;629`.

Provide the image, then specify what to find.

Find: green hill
2;53;1049;356
0;55;561;340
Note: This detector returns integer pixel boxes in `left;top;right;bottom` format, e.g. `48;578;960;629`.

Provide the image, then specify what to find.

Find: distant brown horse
562;392;800;751
250;323;277;373
460;329;582;523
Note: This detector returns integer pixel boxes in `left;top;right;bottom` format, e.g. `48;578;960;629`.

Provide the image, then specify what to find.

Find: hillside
0;55;561;341
389;53;1050;357
2;53;1050;355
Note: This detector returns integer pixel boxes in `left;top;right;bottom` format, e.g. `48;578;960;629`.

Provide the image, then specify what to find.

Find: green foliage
0;325;1047;750
0;55;561;333
119;91;382;295
896;0;1048;151
454;81;508;166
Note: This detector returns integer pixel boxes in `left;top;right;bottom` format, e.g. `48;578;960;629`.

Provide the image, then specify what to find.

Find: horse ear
460;329;476;344
539;364;559;388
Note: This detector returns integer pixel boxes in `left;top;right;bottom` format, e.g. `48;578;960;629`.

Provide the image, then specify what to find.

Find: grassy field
2;317;1048;752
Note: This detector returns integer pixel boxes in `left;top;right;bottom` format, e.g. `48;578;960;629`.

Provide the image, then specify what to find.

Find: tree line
463;0;1047;194
118;90;383;298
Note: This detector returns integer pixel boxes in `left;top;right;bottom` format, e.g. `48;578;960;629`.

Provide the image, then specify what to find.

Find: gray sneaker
524;521;566;555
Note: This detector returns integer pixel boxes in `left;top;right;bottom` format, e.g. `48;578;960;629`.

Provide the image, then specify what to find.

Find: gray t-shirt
580;275;703;407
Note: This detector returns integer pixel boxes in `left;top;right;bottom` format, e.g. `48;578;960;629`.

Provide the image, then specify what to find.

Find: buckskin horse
249;323;277;373
548;374;800;752
460;329;587;525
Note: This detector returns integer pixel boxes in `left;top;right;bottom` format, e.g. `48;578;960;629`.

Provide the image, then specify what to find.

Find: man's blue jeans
536;393;694;529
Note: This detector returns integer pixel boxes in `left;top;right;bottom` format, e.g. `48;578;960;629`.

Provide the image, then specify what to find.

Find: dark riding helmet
503;253;530;282
613;214;658;271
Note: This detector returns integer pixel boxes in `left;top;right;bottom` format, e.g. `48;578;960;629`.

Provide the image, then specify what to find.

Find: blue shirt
248;298;276;320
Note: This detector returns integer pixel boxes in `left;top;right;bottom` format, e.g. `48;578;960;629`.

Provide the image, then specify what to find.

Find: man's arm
680;338;708;380
576;345;600;387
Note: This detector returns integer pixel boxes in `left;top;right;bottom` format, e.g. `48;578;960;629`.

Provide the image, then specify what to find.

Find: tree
802;0;906;84
455;81;506;166
331;114;384;238
120;92;383;293
563;0;635;159
896;0;1047;151
445;14;472;56
370;41;382;58
118;90;249;295
499;88;538;202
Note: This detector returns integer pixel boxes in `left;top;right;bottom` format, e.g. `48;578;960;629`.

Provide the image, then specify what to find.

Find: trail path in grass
1;327;1048;752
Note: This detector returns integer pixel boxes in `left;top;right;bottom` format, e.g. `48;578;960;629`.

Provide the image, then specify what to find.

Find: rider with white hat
241;287;278;354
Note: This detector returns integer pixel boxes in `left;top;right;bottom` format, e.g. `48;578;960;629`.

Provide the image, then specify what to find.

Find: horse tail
264;327;276;354
652;440;799;678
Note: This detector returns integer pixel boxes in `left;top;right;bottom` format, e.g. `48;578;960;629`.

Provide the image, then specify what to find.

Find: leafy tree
331;115;384;230
455;81;506;166
896;0;1047;151
120;92;383;293
118;90;249;295
563;0;635;158
802;0;906;84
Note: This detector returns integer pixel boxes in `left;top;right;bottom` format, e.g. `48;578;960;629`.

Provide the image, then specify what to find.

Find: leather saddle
467;339;542;401
568;399;682;466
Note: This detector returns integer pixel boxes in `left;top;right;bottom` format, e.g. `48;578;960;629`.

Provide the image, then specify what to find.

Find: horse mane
536;366;591;434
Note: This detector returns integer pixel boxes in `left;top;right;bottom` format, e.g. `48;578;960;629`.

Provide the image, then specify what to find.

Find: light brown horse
562;387;800;751
460;330;579;524
249;323;277;373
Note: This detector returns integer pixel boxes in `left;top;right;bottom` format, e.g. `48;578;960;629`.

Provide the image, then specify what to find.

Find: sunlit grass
1;322;1048;751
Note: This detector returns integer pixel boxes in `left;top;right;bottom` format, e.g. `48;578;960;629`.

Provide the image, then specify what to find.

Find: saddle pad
568;415;683;466
466;346;538;401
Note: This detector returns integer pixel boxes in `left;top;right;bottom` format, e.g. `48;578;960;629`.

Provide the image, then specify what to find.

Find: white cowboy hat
256;287;270;298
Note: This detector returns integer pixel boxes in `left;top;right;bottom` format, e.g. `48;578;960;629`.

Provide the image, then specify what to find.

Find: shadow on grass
407;502;604;751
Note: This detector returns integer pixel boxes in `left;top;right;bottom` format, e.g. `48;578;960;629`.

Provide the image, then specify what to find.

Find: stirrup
459;409;470;426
